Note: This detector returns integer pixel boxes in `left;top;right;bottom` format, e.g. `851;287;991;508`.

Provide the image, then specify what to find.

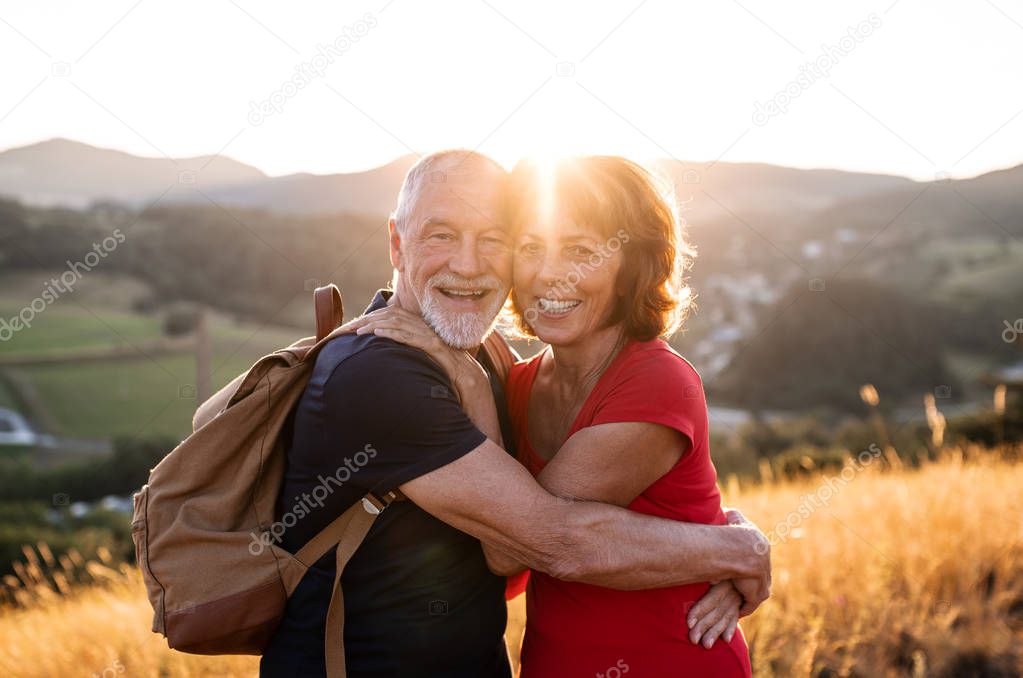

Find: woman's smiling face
512;214;624;347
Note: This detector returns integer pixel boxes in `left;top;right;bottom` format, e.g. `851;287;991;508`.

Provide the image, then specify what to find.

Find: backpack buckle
361;490;405;515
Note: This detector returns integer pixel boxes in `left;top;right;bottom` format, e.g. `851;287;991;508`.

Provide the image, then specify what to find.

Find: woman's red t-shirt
505;338;751;677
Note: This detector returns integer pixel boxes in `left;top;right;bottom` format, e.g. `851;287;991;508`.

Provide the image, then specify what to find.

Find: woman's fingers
689;601;725;645
336;316;370;333
354;309;428;333
356;322;429;349
345;308;452;364
687;583;723;628
688;582;731;645
337;308;390;333
724;617;738;643
354;318;406;335
702;610;736;649
370;326;429;349
688;581;743;647
361;318;441;355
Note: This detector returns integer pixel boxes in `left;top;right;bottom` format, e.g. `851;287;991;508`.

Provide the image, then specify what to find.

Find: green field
0;271;306;441
925;238;1023;307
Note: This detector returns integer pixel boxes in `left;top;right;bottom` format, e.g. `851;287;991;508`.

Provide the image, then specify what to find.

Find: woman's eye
568;245;593;257
519;243;542;256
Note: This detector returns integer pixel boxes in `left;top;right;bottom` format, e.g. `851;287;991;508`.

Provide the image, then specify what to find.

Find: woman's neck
544;324;627;397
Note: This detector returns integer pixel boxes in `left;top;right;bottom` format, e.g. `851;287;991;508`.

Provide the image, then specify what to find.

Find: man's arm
399;439;770;598
480;422;766;607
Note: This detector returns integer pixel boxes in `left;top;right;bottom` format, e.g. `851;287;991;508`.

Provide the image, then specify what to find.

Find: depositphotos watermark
248;443;377;556
522;228;630;326
596;659;630;678
91;658;125;678
247;14;377;126
756;443;882;553
1003;318;1022;343
753;13;882;126
0;229;125;342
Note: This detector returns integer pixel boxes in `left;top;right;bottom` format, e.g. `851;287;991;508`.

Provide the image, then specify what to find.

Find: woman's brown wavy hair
503;156;695;341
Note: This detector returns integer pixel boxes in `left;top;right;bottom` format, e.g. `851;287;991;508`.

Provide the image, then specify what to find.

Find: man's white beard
420;273;506;349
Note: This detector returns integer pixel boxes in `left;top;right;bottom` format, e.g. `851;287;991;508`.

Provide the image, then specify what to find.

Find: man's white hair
390;150;505;233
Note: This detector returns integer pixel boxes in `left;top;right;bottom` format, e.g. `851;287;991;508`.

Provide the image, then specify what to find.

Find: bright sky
1;0;1021;180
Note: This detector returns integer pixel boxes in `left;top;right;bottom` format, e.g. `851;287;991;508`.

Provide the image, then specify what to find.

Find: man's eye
431;232;454;241
519;243;542;256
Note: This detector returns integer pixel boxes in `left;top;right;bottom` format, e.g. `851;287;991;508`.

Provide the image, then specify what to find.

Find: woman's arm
538;421;686;503
481;421;684;571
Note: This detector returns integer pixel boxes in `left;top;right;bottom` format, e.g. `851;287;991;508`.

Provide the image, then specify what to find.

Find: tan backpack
131;285;515;678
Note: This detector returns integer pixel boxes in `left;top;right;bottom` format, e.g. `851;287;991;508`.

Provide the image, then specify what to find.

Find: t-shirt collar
365;289;393;314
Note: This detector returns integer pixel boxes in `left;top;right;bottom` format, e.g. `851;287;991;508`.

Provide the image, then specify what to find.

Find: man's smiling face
389;160;512;349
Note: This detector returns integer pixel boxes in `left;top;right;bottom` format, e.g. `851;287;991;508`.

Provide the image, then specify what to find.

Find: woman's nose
537;254;568;290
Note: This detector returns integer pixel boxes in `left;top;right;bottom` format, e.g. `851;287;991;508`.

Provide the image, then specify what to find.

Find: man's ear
388;219;403;271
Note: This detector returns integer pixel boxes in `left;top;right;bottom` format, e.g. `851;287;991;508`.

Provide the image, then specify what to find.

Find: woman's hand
338;306;487;401
687;580;742;648
338;306;503;444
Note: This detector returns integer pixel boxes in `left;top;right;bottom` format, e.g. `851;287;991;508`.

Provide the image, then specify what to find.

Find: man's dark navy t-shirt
260;291;512;678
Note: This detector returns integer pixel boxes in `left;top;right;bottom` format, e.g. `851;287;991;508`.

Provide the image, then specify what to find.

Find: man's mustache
427;274;503;292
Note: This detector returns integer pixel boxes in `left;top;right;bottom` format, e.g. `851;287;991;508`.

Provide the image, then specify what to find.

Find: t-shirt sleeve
589;348;706;446
321;339;487;495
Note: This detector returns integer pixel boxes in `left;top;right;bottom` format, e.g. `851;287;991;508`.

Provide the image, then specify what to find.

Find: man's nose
448;236;485;278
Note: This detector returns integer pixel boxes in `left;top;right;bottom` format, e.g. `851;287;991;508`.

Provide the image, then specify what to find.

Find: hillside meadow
1;446;1020;677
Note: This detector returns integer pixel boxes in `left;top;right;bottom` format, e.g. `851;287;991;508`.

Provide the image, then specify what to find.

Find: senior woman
348;156;753;676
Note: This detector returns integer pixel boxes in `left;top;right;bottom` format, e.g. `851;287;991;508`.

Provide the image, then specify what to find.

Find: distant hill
183;156;907;219
672;159;1023;280
651;159;917;219
711;278;959;411
0;137;939;220
171;155;418;217
188;158;920;219
0;139;266;208
802;162;1023;242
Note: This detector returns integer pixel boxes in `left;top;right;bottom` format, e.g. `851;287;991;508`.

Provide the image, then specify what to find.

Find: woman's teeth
537;298;581;314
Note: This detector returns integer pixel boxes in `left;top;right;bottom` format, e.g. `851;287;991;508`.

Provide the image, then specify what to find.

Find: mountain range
2;137;1020;275
0;137;956;219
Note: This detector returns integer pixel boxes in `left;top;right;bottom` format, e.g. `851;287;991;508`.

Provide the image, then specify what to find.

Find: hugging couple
259;151;771;677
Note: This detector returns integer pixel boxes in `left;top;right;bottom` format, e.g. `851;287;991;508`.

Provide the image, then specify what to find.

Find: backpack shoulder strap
481;331;518;384
291;490;404;569
289;489;404;678
314;284;344;342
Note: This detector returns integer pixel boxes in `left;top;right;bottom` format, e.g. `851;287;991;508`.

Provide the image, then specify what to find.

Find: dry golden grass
728;446;1023;677
2;447;1021;677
